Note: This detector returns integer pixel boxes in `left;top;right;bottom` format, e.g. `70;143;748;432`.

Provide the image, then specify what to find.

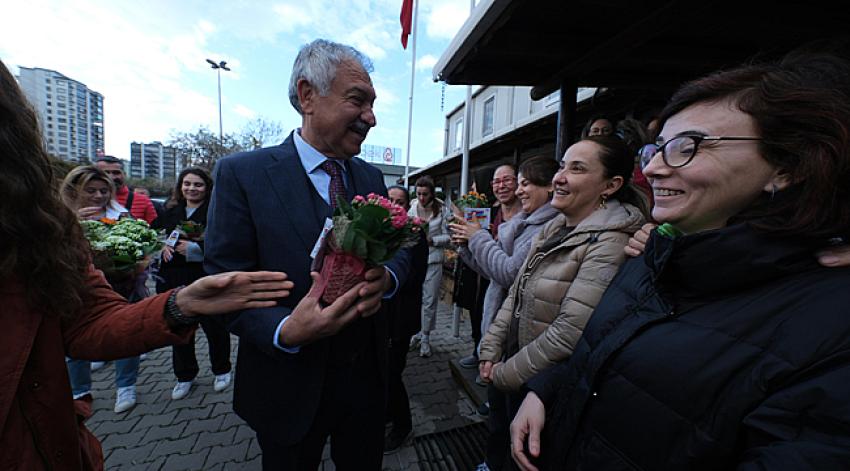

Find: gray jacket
409;198;453;264
460;203;560;338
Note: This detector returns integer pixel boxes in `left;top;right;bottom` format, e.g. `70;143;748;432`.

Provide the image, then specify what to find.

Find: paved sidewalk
87;300;483;470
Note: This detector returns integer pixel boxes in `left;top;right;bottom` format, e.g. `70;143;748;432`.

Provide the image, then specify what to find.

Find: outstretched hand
277;271;365;347
176;271;294;317
511;392;546;471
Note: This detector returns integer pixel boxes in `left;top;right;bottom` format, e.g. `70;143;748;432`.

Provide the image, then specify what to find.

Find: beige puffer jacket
478;199;645;392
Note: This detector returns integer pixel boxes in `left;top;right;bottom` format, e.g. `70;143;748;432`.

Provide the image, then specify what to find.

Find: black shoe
459;354;479;369
477;401;490;416
383;428;413;454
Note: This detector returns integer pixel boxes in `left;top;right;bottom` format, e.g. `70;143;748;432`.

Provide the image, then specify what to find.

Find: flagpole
403;0;418;188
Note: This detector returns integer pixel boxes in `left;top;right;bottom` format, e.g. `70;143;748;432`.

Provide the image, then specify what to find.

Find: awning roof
434;0;850;99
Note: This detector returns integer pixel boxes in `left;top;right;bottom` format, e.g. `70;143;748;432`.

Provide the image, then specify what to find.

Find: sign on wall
358;144;401;165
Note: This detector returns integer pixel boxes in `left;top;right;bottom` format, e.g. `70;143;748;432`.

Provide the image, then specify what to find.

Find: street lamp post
206;59;231;144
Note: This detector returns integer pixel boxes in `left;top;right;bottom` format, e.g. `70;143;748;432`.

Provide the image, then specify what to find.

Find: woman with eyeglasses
510;50;850;471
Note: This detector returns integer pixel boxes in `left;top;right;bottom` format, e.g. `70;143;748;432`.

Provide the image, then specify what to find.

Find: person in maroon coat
0;59;294;471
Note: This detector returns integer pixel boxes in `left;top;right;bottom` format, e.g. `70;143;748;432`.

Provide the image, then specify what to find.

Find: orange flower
99;217;118;225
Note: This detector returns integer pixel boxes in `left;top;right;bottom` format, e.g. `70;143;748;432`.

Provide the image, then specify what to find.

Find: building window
454;118;464;151
482;96;495;137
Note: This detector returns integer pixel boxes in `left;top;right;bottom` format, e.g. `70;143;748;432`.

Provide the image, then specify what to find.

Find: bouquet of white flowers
81;218;160;279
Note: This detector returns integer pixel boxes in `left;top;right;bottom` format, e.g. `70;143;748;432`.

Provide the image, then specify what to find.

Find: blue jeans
65;356;140;397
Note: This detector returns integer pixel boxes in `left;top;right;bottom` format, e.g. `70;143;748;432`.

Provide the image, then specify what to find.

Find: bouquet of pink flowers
316;193;423;304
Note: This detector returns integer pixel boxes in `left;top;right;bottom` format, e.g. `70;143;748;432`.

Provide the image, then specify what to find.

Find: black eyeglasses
638;135;762;170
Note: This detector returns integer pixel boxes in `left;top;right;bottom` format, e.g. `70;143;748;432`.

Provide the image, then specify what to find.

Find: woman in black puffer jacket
153;167;233;400
511;50;850;470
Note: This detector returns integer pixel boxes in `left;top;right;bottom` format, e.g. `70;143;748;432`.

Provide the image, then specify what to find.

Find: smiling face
298;60;376;159
81;179;112;209
181;172;208;205
643;99;784;234
491;165;518;205
515;171;551;214
551;140;621;223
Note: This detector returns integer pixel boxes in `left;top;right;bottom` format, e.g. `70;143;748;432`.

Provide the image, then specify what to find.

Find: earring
770;184;777;201
599;194;608;209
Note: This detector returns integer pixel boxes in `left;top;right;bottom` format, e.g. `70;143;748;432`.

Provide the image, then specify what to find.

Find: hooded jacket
528;223;850;470
479;200;644;392
460;202;560;338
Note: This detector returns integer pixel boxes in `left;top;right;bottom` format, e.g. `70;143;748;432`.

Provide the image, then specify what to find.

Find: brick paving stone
174;403;214;423
142;423;186;444
93;416;140;435
204;440;250;467
150;434;199;460
181;415;226;437
132;409;179;431
106;442;157;467
162;448;210;470
193;428;237;453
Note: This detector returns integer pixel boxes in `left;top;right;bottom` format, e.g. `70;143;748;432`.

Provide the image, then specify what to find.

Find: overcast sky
1;0;474;167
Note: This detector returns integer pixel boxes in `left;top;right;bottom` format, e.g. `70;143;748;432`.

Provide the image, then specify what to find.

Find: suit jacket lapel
346;158;371;200
265;136;324;253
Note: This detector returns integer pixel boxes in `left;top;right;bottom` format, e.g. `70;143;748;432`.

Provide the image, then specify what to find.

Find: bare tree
240;117;284;150
169;126;243;170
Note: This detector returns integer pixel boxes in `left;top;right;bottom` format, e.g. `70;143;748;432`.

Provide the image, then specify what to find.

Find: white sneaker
140;353;148;361
409;332;422;350
114;386;137;413
91;361;106;371
475;462;491;471
213;372;231;392
171;381;193;400
419;340;432;358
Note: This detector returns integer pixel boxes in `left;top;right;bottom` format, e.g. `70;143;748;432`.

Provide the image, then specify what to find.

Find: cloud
416;54;438;71
273;3;315;33
424;1;469;40
233;104;257;119
0;0;230;158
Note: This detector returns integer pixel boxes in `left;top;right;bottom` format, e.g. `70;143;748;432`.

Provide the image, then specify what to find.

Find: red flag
400;0;413;49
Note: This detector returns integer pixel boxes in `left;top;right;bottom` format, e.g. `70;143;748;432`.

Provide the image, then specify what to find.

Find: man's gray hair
288;39;374;114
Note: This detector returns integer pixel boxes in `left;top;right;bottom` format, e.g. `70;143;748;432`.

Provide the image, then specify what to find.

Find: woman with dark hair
472;137;647;470
511;51;850;471
153;167;233;400
580;115;615;140
450;156;561;471
0;59;293;470
408;175;453;357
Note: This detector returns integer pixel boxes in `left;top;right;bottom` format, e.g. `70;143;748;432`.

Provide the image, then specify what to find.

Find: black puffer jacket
528;223;850;470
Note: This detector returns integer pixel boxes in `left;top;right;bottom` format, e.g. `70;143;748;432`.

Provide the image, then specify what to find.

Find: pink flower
354;195;366;203
391;213;408;229
413;217;423;226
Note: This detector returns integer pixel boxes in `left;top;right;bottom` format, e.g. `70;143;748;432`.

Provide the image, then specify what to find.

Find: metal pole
217;68;223;144
453;0;476;339
403;0;419;188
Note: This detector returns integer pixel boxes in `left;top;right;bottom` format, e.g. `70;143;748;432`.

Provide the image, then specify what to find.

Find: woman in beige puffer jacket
478;136;648;393
478;200;644;391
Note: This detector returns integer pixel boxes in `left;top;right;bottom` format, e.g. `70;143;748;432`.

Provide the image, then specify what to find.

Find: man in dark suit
204;39;411;470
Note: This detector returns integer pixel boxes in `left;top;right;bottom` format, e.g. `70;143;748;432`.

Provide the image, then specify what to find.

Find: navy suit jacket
204;132;411;442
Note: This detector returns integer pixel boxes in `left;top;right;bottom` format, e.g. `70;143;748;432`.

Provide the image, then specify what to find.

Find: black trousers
385;336;413;434
172;316;231;382
469;277;489;352
256;346;386;470
486;385;525;471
